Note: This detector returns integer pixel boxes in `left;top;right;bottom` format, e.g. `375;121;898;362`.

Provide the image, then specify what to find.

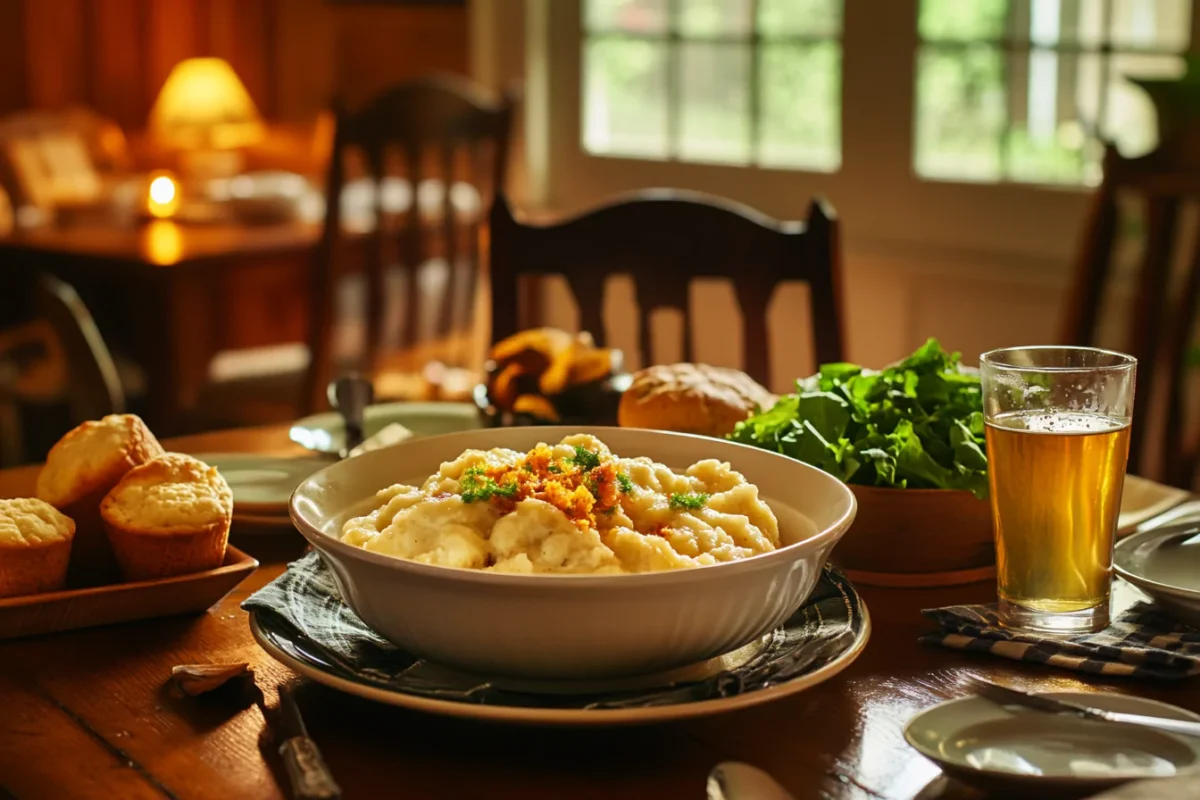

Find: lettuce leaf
729;338;989;499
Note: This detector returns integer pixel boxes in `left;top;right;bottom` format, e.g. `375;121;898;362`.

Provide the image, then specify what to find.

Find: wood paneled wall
0;0;467;128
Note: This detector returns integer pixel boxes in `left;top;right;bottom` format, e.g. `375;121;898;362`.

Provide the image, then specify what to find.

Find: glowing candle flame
147;173;180;218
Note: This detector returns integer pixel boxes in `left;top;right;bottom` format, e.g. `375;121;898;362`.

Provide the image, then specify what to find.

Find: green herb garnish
616;473;634;494
460;467;520;503
547;463;562;474
669;492;710;511
727;338;989;499
568;446;602;471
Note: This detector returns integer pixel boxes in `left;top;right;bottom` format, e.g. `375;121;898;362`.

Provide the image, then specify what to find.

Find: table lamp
149;57;266;181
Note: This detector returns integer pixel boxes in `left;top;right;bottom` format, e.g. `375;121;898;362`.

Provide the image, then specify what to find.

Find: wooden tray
0;545;258;640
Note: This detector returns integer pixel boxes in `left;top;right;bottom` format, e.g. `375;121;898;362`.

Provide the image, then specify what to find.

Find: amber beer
980;346;1135;633
986;411;1131;614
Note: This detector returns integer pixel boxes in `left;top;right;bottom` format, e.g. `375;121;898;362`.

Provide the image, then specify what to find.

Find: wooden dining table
1;424;1198;800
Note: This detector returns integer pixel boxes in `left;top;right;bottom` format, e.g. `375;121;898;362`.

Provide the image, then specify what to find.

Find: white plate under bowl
247;563;871;726
1115;521;1200;626
905;691;1200;796
1119;475;1191;535
193;453;330;516
289;426;858;679
289;401;481;454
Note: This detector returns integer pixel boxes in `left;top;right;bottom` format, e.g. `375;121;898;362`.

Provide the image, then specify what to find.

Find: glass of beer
980;346;1136;634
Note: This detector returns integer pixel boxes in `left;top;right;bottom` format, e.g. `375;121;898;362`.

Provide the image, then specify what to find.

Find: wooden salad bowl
831;485;996;587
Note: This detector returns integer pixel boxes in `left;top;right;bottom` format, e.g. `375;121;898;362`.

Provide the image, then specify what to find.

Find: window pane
914;46;1007;181
919;0;1008;41
678;43;752;164
1002;47;1089;184
758;42;841;171
757;0;843;37
1110;0;1191;50
678;0;754;37
1074;0;1108;48
586;0;669;34
583;39;670;158
1005;0;1110;47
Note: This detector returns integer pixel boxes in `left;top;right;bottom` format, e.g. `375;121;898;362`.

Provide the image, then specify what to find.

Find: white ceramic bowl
289;426;857;679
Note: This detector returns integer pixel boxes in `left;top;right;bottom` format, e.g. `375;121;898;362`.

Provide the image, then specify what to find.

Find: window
915;0;1192;186
581;0;844;171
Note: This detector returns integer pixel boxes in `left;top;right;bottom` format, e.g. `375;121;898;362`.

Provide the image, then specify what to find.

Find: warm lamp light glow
144;220;183;265
149;58;265;151
146;171;180;218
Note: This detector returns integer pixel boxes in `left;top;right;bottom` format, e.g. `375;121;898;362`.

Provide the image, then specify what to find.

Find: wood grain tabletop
1;425;1197;800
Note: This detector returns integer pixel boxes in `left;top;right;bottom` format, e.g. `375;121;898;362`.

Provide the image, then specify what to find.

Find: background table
1;424;1197;799
0;222;317;435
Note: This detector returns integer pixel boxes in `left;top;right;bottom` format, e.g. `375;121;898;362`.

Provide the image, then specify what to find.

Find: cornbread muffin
36;414;164;585
100;454;232;581
0;498;76;598
618;363;777;437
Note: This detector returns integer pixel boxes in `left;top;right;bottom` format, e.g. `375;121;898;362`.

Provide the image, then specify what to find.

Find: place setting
232;339;1200;797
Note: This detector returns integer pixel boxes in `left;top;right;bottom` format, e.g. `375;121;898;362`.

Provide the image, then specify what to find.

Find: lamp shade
149;58;266;150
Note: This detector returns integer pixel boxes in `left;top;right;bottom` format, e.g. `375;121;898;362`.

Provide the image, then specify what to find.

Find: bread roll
618;363;777;437
100;453;232;581
36;414;164;586
0;498;75;598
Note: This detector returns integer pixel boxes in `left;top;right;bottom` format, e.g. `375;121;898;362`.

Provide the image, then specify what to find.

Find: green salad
728;338;989;499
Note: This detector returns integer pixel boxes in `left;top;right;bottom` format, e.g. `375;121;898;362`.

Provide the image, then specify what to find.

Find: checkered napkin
921;603;1200;679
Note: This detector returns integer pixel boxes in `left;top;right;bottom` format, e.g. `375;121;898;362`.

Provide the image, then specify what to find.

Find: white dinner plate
193;453;330;516
906;690;1200;796
1115;521;1200;626
288;401;481;454
1119;475;1191;535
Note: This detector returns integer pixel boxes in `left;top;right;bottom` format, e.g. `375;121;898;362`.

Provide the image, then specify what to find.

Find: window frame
581;4;844;171
522;0;1199;265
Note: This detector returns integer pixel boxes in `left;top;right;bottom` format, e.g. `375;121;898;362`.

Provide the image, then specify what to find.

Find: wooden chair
304;73;515;413
0;274;124;464
1062;142;1200;487
489;190;846;385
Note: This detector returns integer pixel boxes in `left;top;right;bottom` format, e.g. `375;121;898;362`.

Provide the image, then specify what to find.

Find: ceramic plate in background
1119;475;1191;535
193;453;330;517
289;402;481;454
905;691;1200;797
1115;522;1200;626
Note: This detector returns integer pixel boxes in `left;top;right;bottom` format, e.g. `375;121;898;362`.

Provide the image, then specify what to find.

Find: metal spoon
707;762;796;800
327;375;374;459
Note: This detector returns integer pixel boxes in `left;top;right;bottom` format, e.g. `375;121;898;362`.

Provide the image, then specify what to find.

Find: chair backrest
34;273;124;421
488;190;846;386
1062;141;1200;486
304;73;515;412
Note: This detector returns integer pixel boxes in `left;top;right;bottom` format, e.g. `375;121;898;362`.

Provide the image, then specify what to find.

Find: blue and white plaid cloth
921;603;1200;679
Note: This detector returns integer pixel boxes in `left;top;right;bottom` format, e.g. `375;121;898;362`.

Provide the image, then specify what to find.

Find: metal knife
277;684;342;800
964;676;1200;740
